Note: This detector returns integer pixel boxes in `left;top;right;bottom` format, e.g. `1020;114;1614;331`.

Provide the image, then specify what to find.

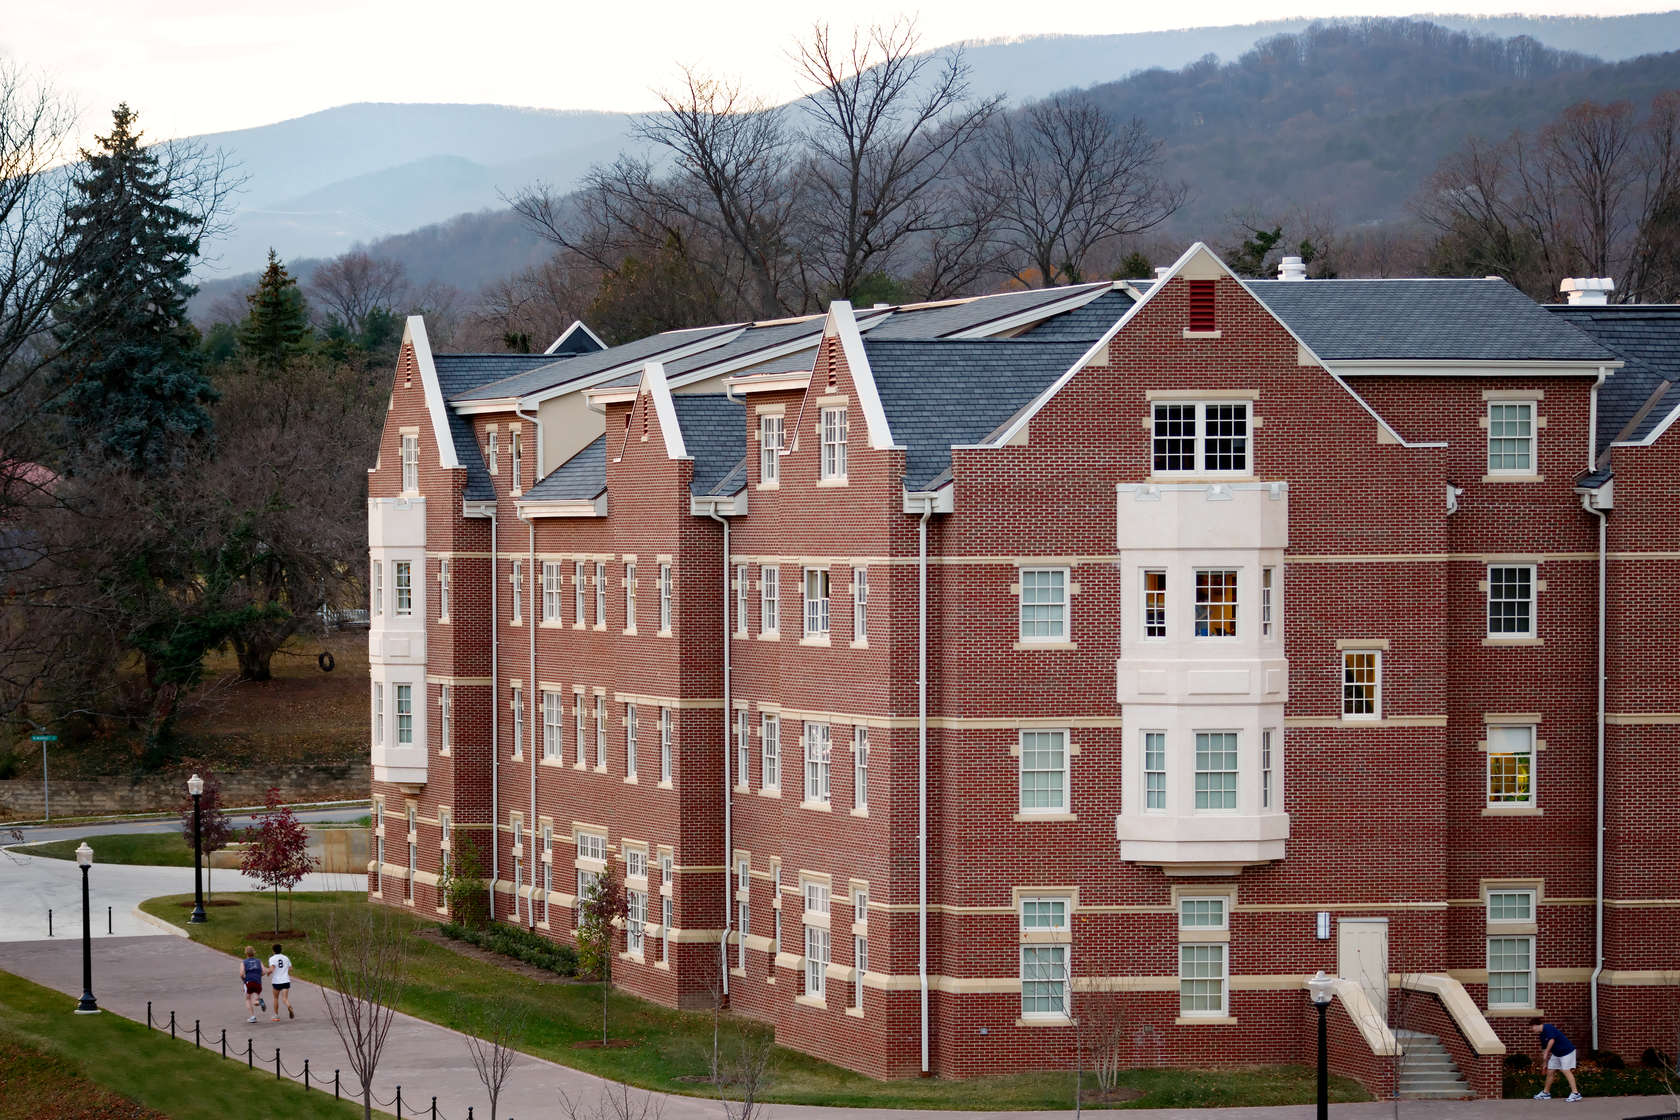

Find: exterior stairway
1393;1029;1473;1099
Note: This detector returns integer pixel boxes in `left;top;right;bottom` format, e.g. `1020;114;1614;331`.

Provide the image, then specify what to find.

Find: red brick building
365;244;1680;1098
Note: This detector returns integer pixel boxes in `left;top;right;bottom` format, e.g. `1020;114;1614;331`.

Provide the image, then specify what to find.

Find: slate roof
671;395;747;497
865;339;1095;489
595;318;827;390
520;436;607;502
1245;279;1617;362
866;283;1110;340
1546;305;1680;452
1015;289;1136;341
548;323;606;357
432;354;579;501
451;324;742;401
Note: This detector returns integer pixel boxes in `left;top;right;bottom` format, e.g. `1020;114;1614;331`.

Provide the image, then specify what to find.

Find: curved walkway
0;936;1665;1120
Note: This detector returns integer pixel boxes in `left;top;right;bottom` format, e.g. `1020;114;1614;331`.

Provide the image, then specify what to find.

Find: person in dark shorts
240;946;265;1023
1530;1016;1582;1101
266;943;295;1022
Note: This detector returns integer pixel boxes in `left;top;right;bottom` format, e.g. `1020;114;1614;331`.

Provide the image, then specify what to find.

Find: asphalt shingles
1547;305;1680;451
521;436;607;502
451;324;742;401
671;395;747;496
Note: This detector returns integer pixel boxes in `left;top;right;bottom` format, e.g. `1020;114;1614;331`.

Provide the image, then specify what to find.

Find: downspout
707;506;732;998
917;497;933;1075
489;507;500;922
525;512;538;929
1585;364;1608;1050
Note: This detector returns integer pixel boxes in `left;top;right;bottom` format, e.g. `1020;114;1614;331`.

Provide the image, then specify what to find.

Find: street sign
30;733;56;742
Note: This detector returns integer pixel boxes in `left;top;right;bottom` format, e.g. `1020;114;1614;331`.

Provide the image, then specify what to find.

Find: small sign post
30;733;56;822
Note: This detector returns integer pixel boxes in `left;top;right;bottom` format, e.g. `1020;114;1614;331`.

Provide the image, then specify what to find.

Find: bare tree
556;1083;665;1120
308;251;408;332
980;94;1184;286
466;253;601;352
320;904;411;1120
793;19;1002;301
1073;987;1130;1100
463;1002;527;1120
717;1024;775;1120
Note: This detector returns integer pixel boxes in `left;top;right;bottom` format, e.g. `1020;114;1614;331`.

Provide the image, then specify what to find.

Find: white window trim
1486;564;1537;639
819;406;848;481
1485;724;1537;809
1151;400;1252;477
759;413;782;486
1486;399;1538;477
1341;649;1382;720
761;566;780;636
851;567;868;645
437;559;450;622
735;564;749;636
1017;566;1070;644
1192;729;1240;814
1192;568;1239;640
1143;729;1167;813
1178;941;1230;1017
852;725;869;812
761;715;780;790
1486;934;1536;1010
803;567;830;639
1017;728;1070;816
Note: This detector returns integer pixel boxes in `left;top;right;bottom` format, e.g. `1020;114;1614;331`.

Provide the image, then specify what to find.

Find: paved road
6;804;366;844
0;848;366;942
0;935;1671;1120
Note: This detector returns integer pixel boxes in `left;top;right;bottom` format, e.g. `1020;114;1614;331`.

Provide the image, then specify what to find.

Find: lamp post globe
187;774;207;924
74;843;98;1013
1306;971;1336;1120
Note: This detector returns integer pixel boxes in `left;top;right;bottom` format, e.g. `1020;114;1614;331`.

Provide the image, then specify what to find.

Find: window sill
571;622;585;631
655;961;671;971
539;757;568;769
1175;1015;1238;1026
1013;640;1077;651
1013;812;1076;822
1482;474;1545;484
573;762;588;771
849;807;869;818
758;631;781;641
799;635;832;647
733;783;750;794
800;799;833;813
592;624;607;632
756;482;780;491
1146;474;1256;485
656;629;673;639
1340;715;1382;724
540;621;565;629
1016;1015;1072;1028
1483;806;1542;817
816;478;849;488
850;639;869;650
794;993;828;1009
1483;636;1543;647
844;1006;865;1019
623;776;639;785
438;617;450;625
508;621;523;628
657;780;674;790
1181;329;1223;339
623;627;637;636
593;766;608;775
510;753;524;763
734;630;749;640
730;966;748;978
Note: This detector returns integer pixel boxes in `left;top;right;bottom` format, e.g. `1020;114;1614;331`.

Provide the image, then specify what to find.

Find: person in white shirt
265;943;295;1021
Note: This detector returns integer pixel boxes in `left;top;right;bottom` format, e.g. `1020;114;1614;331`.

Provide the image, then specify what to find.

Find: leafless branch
319;903;411;1120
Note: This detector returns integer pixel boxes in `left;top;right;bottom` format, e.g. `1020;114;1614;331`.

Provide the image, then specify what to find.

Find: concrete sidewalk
0;936;1671;1119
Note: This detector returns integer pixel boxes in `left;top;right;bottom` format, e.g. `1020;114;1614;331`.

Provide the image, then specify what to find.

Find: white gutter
525;512;538;928
488;507;500;921
707;505;733;998
1584;364;1610;1048
916;495;934;1074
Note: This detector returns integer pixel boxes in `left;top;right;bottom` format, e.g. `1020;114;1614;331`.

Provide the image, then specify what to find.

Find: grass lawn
0;970;358;1120
143;891;1370;1111
25;833;192;866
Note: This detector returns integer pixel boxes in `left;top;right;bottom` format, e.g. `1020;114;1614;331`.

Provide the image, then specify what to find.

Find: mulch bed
571;1039;637;1050
412;927;588;985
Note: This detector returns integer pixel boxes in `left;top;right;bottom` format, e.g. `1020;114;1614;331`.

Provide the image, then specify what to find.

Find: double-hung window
852;567;868;641
594;695;606;769
540;827;553;925
1019;568;1068;642
803;568;830;637
659;564;672;631
438;809;451;887
1143;570;1167;638
625;704;638;778
761;567;780;634
371;561;383;617
1487;566;1535;638
486;429;498;473
1178;897;1229;1017
372;682;384;745
510;560;523;624
510;432;522;491
439;685;452;754
574;690;586;766
624;563;637;630
759;414;782;484
853;726;869;811
405;807;416;901
1143;730;1166;811
1019;897;1070;1019
853;889;869;1011
1485;889;1536;1009
438;559;450;622
1261;728;1277;810
659;707;672;783
1261;567;1275;638
574;561;585;623
1487;401;1536;475
1194;569;1238;637
395;561;413;616
803;881;831;996
736;710;750;788
510;686;523;758
803;722;831;804
659;855;673;964
820;407;847;480
395;684;413;745
575;832;605;909
542;562;562;623
542;691;563;759
735;857;750;970
626;850;647;955
1342;650;1381;718
735;565;749;635
1194;731;1238;811
1487;725;1535;808
761;715;780;790
400;434;418;492
1019;730;1069;815
1152;401;1251;475
594;562;606;626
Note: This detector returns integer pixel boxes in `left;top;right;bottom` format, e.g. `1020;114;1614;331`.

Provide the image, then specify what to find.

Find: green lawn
142;891;1370;1111
25;833;193;867
0;970;358;1120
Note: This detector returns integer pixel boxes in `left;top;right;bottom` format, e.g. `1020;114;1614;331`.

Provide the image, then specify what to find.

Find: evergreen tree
54;103;213;475
237;249;311;366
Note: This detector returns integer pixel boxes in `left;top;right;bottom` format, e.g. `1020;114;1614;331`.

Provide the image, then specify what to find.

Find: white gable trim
1615;397;1680;448
642;362;690;460
546;320;607;355
526;328;744;407
944;281;1114;339
404;316;461;471
829;300;896;450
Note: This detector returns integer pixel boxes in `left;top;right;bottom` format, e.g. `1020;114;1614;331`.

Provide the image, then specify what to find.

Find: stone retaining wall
0;763;369;819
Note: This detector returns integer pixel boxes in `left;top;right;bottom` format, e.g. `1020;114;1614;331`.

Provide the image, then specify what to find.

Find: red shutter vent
1188;279;1216;332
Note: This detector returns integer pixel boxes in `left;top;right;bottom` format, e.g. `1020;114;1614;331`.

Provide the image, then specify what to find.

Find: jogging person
266;943;295;1021
1530;1016;1583;1101
239;946;264;1023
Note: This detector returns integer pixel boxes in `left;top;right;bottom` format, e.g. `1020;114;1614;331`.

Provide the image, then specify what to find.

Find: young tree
576;868;627;1044
463;1001;527;1120
320;903;411;1120
52;104;219;476
717;1024;775;1120
438;828;491;929
178;769;232;899
239;787;317;934
237;250;312;368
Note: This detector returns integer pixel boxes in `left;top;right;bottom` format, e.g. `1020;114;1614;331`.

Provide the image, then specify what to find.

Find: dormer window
1151;401;1250;475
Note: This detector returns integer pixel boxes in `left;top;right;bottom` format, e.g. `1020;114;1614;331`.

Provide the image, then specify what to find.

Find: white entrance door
1338;918;1390;1023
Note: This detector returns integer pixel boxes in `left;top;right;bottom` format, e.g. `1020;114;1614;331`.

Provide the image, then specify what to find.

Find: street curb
131;906;188;939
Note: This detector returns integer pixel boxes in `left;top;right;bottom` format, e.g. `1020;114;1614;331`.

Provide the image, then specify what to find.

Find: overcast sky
6;0;1676;146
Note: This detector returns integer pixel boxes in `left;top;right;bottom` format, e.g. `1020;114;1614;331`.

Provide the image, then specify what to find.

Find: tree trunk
603;981;609;1044
273;885;280;935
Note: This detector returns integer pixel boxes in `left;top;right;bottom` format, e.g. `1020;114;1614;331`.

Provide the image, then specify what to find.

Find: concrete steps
1393;1028;1473;1099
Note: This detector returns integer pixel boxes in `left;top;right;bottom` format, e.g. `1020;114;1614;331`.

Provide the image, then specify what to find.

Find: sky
6;0;1678;147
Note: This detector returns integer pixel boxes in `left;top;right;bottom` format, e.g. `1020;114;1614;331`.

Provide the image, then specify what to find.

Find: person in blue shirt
239;946;266;1024
1529;1016;1582;1101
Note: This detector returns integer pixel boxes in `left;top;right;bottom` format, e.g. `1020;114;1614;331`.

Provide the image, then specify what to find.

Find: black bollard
194;1019;200;1048
47;908;51;937
247;1038;253;1069
334;1070;341;1100
396;1086;403;1114
168;1011;175;1040
106;906;111;934
304;1058;310;1091
220;1029;227;1058
146;1001;152;1029
276;1047;281;1080
431;1097;438;1119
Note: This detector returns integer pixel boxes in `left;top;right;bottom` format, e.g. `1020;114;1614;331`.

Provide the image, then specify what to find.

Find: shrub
1640;1046;1673;1069
438;830;490;930
1587;1049;1625;1070
440;920;579;977
1504;1053;1531;1070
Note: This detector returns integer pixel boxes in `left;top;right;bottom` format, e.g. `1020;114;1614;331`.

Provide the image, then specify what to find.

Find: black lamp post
187;773;207;924
1307;969;1337;1120
74;842;99;1014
